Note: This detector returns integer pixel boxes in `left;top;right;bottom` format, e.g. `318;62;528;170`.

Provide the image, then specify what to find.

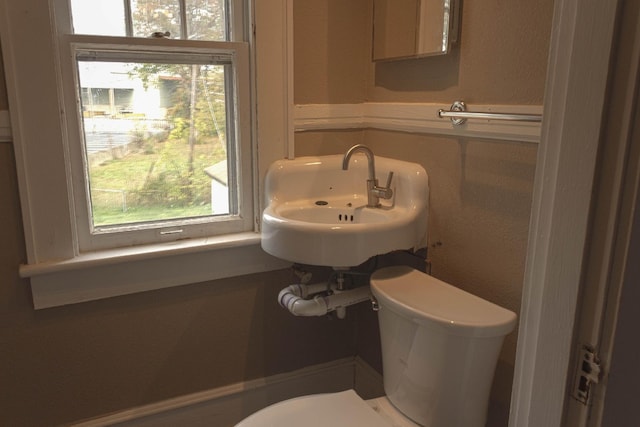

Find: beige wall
294;1;553;425
0;45;6;110
368;2;553;104
0;51;356;427
295;0;553;105
366;132;535;426
294;130;536;426
0;139;357;426
0;142;357;425
0;0;553;425
294;0;370;104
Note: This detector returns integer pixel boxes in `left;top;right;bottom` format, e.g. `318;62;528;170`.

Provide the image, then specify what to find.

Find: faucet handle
373;171;394;200
384;171;394;189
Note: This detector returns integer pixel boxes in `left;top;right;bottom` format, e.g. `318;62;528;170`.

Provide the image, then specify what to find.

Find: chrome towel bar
438;100;543;125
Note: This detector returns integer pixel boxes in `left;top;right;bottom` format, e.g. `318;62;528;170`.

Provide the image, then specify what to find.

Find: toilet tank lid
370;266;517;338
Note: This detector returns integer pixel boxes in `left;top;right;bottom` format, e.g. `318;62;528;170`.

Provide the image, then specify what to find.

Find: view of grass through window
70;0;231;230
78;60;230;228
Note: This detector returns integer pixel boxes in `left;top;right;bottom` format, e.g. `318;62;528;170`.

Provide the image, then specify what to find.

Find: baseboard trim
71;357;382;427
294;102;543;143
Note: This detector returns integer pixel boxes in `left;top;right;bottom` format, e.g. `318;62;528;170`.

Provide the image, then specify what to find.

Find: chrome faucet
342;144;394;208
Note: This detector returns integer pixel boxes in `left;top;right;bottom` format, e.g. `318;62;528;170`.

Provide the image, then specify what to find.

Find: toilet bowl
236;266;517;427
236;389;418;427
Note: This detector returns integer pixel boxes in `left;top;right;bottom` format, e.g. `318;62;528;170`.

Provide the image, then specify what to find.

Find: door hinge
572;344;602;405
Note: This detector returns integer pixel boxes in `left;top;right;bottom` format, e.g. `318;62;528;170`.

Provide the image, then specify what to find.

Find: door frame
508;0;621;426
563;0;640;424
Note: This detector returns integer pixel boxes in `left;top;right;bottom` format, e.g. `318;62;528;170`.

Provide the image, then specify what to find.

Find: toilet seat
235;389;418;427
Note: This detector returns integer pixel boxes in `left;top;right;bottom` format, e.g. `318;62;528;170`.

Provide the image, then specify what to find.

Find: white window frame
64;40;254;251
0;0;293;308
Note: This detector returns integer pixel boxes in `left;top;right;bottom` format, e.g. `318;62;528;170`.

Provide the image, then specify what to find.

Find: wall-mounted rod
438;100;543;126
438;110;543;122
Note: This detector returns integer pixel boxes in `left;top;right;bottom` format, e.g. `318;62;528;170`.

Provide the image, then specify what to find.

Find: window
1;0;292;308
59;0;253;251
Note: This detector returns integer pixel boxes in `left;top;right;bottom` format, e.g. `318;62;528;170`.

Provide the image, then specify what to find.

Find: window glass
64;0;249;248
185;0;227;40
2;0;288;304
70;0;127;36
70;0;228;41
131;0;183;39
76;58;232;230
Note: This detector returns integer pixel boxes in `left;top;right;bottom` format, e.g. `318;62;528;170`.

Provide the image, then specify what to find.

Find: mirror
372;0;460;61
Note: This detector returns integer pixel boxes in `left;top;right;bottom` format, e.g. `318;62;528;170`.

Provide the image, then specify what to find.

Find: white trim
0;0;292;309
59;40;255;252
0;110;10;142
27;238;289;310
254;0;294;208
295;104;366;131
294;102;543;143
21;232;261;277
70;357;375;427
508;0;619;426
286;0;295;160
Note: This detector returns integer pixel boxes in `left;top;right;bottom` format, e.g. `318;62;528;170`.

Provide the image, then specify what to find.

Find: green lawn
88;137;226;227
92;204;214;225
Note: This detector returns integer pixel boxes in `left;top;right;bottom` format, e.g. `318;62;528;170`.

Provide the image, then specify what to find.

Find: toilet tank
370;266;517;427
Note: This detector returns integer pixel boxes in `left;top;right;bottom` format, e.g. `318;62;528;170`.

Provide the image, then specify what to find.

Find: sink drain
315;200;329;206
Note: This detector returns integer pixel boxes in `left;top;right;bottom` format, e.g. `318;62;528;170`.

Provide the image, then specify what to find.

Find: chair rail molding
294;102;543;143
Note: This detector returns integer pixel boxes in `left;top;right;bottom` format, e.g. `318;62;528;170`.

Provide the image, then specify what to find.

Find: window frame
0;0;293;308
61;38;254;251
58;0;254;251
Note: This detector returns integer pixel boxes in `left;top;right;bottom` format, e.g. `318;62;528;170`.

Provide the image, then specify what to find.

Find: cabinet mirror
372;0;460;61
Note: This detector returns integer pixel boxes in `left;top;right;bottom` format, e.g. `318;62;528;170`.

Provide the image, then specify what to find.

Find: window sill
20;232;291;309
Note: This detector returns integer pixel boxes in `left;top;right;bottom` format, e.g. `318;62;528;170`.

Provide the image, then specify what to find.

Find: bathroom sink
261;153;429;267
275;200;392;224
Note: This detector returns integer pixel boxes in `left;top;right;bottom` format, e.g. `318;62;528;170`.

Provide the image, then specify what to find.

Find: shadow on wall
241;266;358;413
374;50;461;92
370;0;463;93
457;138;537;219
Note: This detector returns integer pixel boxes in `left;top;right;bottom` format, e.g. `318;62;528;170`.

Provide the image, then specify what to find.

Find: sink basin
261;154;429;267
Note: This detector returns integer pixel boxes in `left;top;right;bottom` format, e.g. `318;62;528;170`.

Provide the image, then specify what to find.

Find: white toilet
236;265;517;427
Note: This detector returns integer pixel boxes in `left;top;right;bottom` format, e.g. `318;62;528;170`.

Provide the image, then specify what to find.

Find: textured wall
0;3;362;424
0;44;6;110
0;136;356;426
294;0;370;104
293;1;553;425
294;129;536;426
0;0;553;424
368;1;553;104
294;0;553;106
366;132;536;426
0;4;361;424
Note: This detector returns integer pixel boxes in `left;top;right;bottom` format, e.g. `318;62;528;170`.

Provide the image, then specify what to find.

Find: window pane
186;0;227;41
131;0;182;39
71;0;126;36
76;60;232;230
71;0;228;40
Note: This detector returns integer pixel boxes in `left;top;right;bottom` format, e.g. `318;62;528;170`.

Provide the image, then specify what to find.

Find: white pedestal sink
261;154;429;267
